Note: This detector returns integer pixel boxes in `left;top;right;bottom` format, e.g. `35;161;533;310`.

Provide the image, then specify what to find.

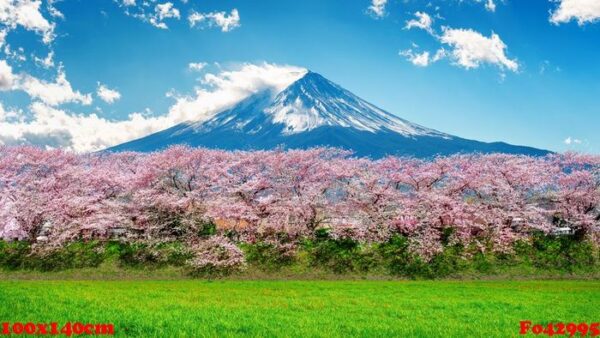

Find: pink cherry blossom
0;146;598;261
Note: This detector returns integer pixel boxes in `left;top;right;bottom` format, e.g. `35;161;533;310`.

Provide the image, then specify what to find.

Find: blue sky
0;0;598;153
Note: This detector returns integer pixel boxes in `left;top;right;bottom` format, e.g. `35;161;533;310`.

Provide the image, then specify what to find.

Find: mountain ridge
108;71;550;158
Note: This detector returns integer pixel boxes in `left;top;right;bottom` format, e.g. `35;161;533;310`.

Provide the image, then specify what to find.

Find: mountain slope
109;71;549;158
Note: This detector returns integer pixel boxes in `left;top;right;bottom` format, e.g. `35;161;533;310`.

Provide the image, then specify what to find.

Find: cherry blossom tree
0;145;598;262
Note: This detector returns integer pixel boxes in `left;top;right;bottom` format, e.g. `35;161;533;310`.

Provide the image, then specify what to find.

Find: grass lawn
0;280;598;337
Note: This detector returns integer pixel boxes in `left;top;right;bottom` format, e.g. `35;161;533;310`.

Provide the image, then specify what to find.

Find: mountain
109;71;549;158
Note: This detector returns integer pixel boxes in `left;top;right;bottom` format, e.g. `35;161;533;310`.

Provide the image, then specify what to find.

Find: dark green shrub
0;241;104;271
378;235;431;278
303;230;380;274
115;242;163;268
0;241;31;270
379;236;474;278
471;252;494;274
429;244;468;277
114;241;193;268
1;231;598;277
516;232;598;271
242;242;296;270
161;242;194;266
30;241;105;271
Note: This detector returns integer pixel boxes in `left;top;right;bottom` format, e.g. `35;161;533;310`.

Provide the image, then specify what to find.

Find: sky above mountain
0;0;598;153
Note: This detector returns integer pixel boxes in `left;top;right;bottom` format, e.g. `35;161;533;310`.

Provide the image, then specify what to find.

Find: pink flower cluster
188;236;246;272
0;146;598;259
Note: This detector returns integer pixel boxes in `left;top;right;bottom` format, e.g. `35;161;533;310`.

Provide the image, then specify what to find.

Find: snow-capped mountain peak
265;71;444;137
109;70;549;158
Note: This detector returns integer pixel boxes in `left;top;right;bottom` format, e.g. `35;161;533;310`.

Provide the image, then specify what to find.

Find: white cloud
168;63;306;124
368;0;388;18
405;11;434;34
47;0;63;19
33;50;54;68
0;2;93;111
149;2;179;29
439;27;519;72
459;0;498;12
0;63;307;152
399;50;431;67
17;67;93;106
97;83;121;104
400;47;447;67
0;0;56;44
485;0;496;12
121;1;181;29
156;2;179;20
120;2;239;32
4;44;26;62
189;9;240;32
188;62;207;72
564;136;582;145
401;24;518;73
148;2;180;29
550;0;600;25
0;59;15;90
0;29;7;48
432;48;448;61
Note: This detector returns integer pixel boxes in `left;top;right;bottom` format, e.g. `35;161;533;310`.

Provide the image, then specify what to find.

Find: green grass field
0;280;599;337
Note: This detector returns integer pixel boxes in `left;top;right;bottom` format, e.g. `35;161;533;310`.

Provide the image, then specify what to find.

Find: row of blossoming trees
0;146;599;263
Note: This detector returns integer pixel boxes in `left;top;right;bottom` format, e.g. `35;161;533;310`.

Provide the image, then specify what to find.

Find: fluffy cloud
550;0;600;25
155;2;179;20
405;11;434;34
149;2;179;29
0;2;92;107
400;8;518;73
119;2;240;32
168;63;306;124
97;83;121;104
0;59;15;90
0;0;56;44
0;101;134;151
188;9;240;32
401;22;518;73
399;50;431;67
17;67;93;106
438;27;518;72
368;0;388;18
0;63;307;152
399;48;446;67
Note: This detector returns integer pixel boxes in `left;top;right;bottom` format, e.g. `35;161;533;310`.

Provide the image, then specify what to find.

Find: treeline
0;146;599;276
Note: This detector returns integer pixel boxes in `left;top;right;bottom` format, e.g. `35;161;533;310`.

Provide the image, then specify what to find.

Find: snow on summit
265;71;444;136
110;68;549;158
